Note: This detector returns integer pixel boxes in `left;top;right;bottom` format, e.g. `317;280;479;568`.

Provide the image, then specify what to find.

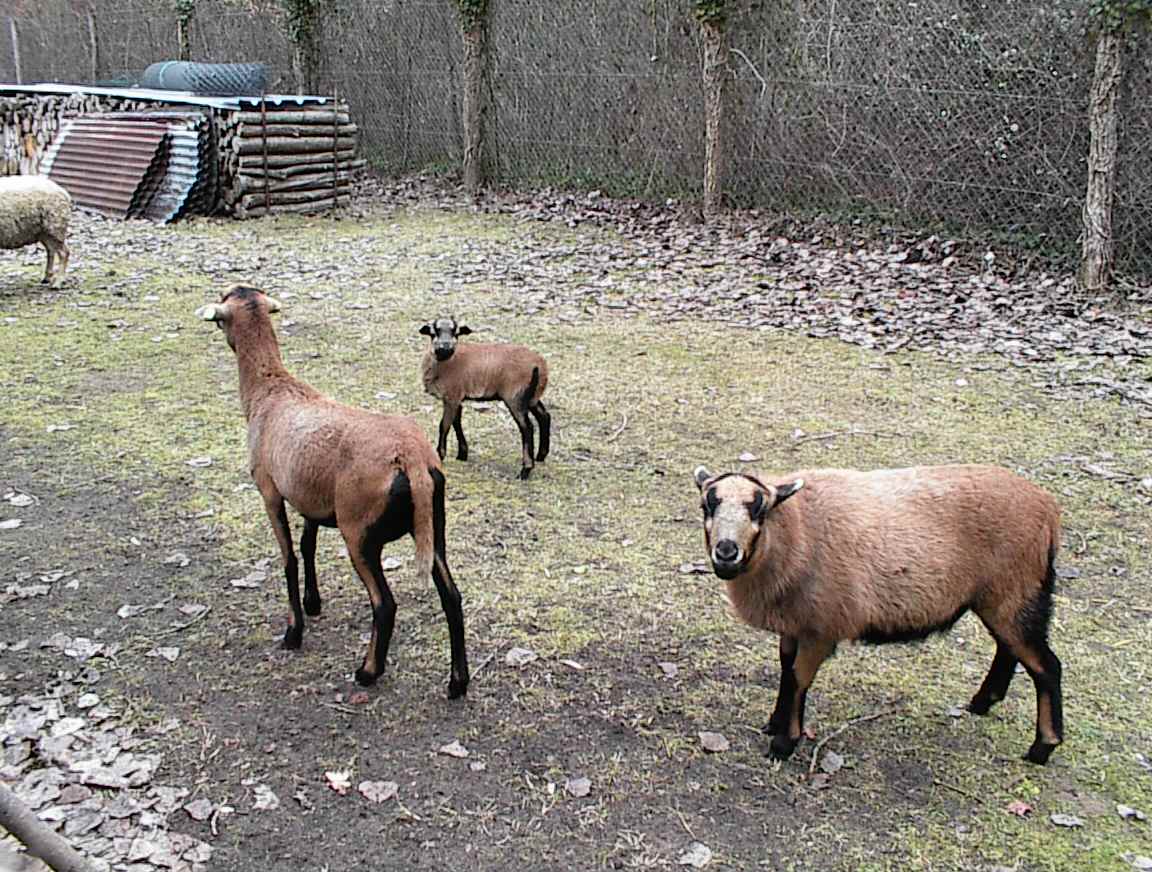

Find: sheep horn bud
195;304;223;322
265;296;282;313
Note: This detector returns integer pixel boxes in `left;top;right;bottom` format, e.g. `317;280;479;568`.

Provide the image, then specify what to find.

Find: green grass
1;204;1150;870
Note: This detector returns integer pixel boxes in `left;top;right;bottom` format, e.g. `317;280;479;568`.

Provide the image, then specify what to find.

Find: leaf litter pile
1;178;1150;871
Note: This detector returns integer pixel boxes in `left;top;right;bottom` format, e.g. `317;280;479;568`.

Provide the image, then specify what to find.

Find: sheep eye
748;493;764;518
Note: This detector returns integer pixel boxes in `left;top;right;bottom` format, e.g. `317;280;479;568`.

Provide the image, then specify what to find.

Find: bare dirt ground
2;181;1151;871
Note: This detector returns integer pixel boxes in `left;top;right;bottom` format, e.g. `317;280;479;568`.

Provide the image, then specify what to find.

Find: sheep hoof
456;449;468;461
448;677;469;699
535;451;548;462
1024;741;1057;765
519;466;533;481
967;695;995;716
282;625;303;650
303;592;322;617
354;666;379;687
768;734;799;760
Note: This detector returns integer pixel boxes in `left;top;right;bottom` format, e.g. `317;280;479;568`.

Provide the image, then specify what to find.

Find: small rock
565;776;591;798
1050;812;1084;828
698;731;729;753
504;647;538;667
677;842;713;868
1118;804;1147;822
438;740;469;759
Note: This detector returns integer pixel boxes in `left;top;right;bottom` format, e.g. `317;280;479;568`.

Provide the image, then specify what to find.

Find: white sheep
0;175;72;288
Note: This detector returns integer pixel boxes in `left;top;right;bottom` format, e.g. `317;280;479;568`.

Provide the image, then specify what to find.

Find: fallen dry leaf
324;770;352;795
677;842;713;868
438;740;469;759
357;780;398;803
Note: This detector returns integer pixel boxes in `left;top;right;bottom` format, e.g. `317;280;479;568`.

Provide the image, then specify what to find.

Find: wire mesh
1;0;1149;276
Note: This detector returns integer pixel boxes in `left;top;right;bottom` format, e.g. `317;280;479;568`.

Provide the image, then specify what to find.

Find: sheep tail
521;366;541;412
409;464;438;581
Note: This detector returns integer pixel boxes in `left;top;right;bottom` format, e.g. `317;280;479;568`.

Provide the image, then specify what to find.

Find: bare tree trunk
1079;28;1125;293
701;18;728;219
177;16;192;60
8;17;21;85
0;783;97;872
86;5;100;82
461;22;486;194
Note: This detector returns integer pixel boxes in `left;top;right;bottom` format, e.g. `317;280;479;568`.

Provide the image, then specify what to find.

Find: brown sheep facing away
420;316;551;480
693;463;1064;764
196;285;469;698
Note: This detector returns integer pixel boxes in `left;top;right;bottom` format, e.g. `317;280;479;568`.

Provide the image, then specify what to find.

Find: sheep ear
419;324;433;336
265;296;282;313
693;465;712;491
772;479;805;507
456;325;473;336
195;303;226;322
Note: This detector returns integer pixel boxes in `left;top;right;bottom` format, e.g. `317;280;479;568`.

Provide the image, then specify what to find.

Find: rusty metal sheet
42;118;169;217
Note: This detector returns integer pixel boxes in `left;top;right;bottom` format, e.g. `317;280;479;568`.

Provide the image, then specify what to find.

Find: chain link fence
1;0;1149;276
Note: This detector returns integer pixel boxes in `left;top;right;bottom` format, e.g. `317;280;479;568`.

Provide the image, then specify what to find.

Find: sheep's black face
693;467;804;581
420;317;473;362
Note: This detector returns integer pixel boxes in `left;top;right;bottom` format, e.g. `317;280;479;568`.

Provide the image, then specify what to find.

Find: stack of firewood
1;92;156;175
218;102;364;218
1;91;363;219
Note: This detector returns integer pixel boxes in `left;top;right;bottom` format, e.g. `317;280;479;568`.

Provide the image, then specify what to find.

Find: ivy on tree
694;0;728;26
1088;0;1152;31
456;0;488;29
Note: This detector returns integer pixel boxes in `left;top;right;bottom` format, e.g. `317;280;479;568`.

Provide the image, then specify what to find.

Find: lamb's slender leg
301;518;322;617
506;402;535;479
344;527;397;686
968;639;1018;715
452;406;468;461
261;496;303;650
766;635;798;734
529;400;550;462
769;637;836;760
437;400;460;460
429;467;468;698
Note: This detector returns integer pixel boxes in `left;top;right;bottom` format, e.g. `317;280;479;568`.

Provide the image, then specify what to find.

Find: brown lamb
693;463;1064;764
420;316;551;480
197;285;468;698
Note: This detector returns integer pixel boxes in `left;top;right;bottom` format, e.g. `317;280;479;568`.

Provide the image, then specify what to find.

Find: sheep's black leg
766;635;798;734
429;467;469;698
506;402;535;479
301;518;322;617
452;406;468;461
1019;641;1063;764
529;400;551;462
436;401;459;461
968;641;1018;715
346;531;398;686
261;496;303;650
769;638;835;760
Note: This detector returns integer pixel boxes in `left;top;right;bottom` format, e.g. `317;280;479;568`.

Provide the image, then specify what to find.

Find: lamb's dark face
420;317;472;362
694;467;803;580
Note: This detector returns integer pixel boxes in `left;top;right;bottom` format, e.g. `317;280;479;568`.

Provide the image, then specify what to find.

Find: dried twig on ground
808;708;899;774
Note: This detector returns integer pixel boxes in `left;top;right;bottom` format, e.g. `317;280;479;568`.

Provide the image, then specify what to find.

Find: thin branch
149;605;212;638
792;427;902;446
808;708;897;774
933;778;985;806
606;412;629;443
729;48;767;98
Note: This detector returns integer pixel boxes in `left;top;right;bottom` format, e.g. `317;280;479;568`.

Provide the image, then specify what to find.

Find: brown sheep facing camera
420;316;551;480
693;463;1065;764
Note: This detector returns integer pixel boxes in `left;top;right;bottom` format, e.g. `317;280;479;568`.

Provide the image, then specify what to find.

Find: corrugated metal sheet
42;118;170;217
0;82;334;111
